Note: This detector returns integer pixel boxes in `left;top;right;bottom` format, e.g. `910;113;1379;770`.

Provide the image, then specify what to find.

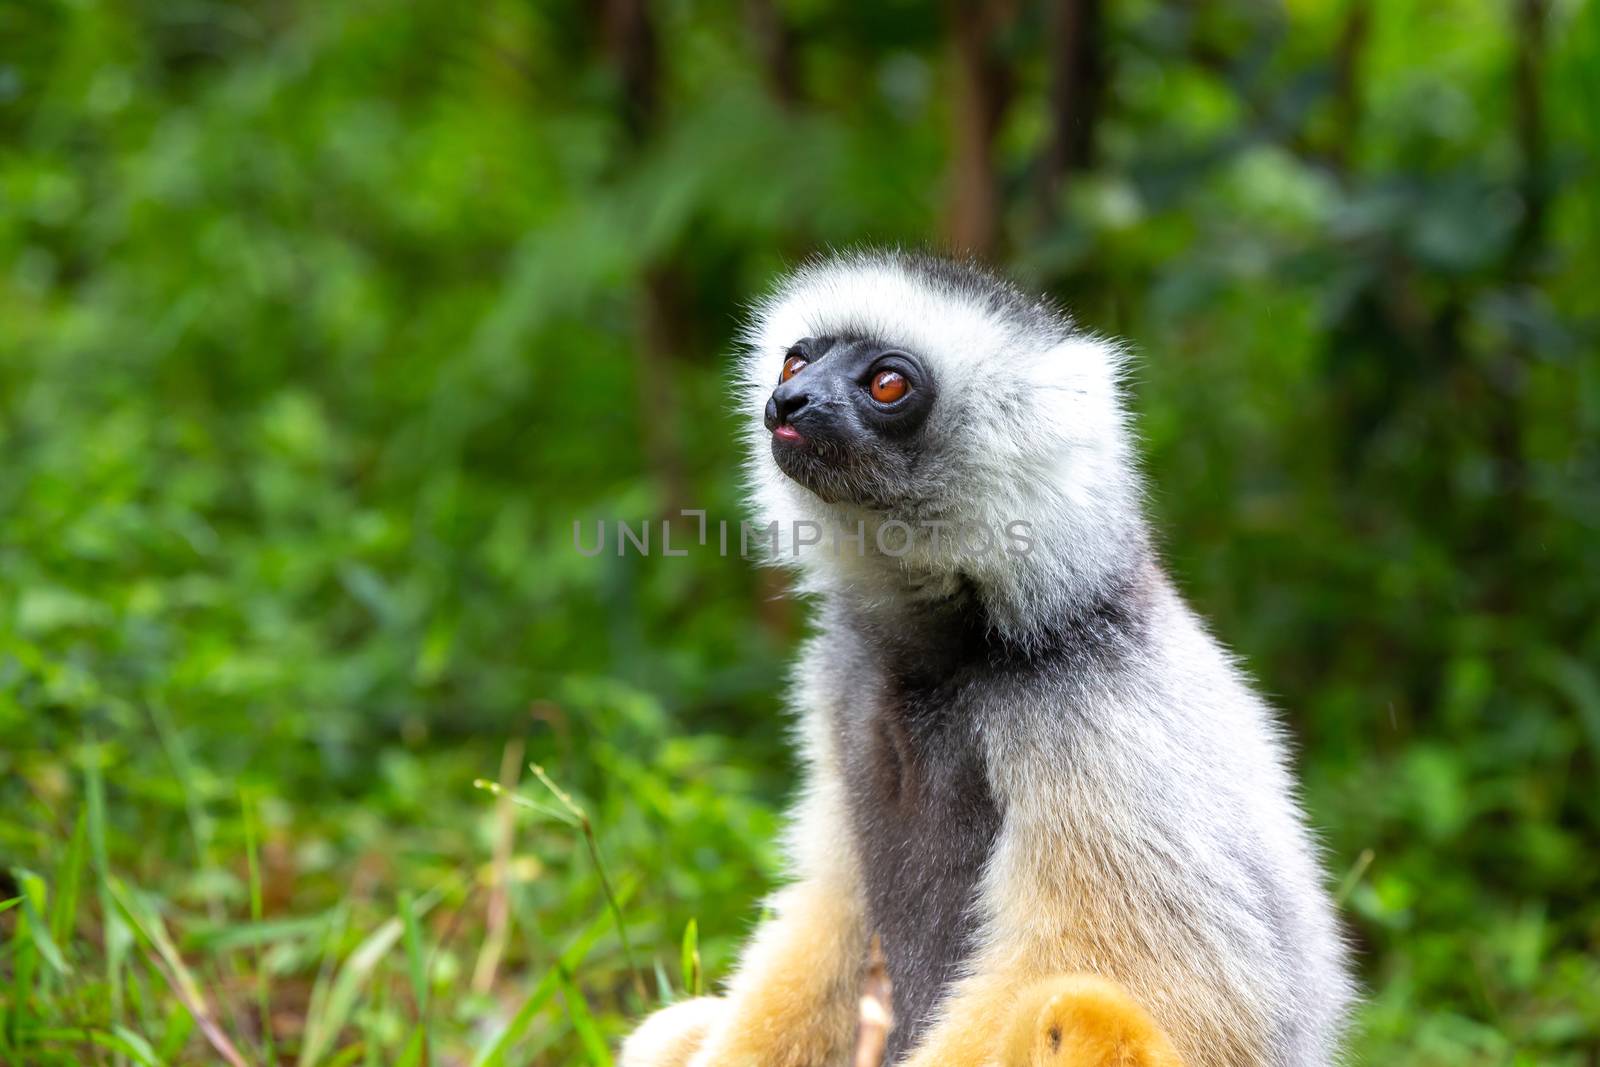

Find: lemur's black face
764;335;937;506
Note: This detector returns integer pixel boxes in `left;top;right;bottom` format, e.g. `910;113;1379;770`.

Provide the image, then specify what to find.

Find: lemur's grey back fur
741;252;1355;1065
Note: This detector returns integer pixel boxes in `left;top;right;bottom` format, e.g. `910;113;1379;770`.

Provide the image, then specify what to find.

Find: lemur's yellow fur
620;930;1184;1067
1001;974;1183;1067
618;721;1193;1067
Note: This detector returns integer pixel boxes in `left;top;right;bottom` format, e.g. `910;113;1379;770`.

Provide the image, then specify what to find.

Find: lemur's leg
622;712;868;1067
1000;974;1184;1067
893;969;1186;1067
897;816;1268;1067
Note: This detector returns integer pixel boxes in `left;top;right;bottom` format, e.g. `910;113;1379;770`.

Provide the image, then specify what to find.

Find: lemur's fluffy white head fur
738;251;1149;645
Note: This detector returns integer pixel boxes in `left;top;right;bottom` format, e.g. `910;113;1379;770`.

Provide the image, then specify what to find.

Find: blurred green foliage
2;0;1598;1064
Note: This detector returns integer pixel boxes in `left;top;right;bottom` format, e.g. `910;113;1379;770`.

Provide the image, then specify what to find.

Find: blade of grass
397;890;429;1056
680;919;700;998
299;919;402;1067
50;807;88;946
186;913;332;953
1336;848;1375;906
323;1043;366;1067
527;764;645;1000
470;875;636;1067
147;700;218;919
10;877;38;1027
85;747;128;1067
155;998;195;1064
106;878;250;1067
29;1027;166;1067
14;869;71;976
471;779;575;827
298;886;445;1067
362;961;387;1067
652;960;673;1004
299;900;352;1067
240;789;277;1066
394;1027;426;1067
110;1025;165;1067
556;966;613;1067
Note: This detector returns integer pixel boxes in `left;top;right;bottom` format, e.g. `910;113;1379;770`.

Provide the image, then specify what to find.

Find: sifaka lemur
620;252;1355;1067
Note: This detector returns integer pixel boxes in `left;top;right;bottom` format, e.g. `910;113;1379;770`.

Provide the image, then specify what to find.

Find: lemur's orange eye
870;370;908;403
780;355;808;381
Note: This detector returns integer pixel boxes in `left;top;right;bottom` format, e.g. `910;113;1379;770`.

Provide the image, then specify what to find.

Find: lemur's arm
686;856;866;1067
621;716;868;1067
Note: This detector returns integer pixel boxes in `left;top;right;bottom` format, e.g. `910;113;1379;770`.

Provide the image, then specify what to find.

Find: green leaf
680;918;700;998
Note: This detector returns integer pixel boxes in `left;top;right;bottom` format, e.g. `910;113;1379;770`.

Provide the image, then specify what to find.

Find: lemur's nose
766;382;810;430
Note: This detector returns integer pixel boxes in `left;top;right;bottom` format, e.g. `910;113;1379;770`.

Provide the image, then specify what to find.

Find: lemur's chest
834;668;1002;1062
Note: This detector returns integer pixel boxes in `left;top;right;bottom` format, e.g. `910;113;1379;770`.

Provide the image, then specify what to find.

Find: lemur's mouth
770;432;847;502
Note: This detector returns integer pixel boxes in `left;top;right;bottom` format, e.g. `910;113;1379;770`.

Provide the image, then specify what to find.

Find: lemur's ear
999;974;1184;1067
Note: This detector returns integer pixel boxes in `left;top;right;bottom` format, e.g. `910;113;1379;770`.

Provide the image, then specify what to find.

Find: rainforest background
2;1;1598;1064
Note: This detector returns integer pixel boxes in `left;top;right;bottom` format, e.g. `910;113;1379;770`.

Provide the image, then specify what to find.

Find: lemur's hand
898;972;1182;1067
618;997;725;1067
999;975;1183;1067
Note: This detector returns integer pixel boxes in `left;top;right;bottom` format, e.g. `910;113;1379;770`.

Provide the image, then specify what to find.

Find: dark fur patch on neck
825;566;1153;1060
854;562;1155;676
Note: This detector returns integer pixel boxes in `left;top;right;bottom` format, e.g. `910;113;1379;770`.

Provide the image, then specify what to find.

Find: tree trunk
946;0;1016;257
601;0;661;141
746;0;801;108
1327;0;1370;176
600;0;691;513
1037;0;1103;222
